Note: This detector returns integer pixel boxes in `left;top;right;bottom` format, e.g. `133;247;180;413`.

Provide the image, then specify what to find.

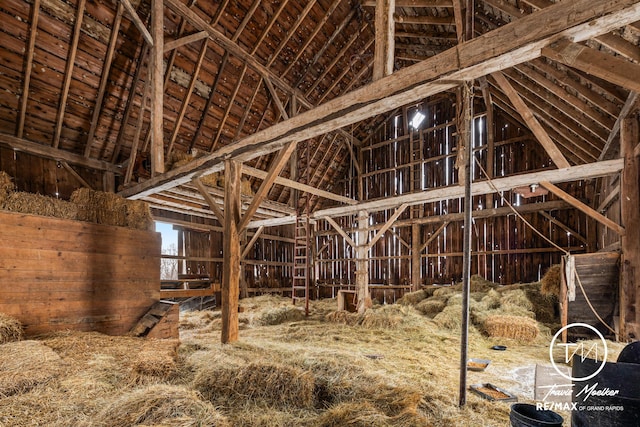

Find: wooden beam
411;223;421;290
120;0;640;199
60;161;92;189
0;133;121;174
167;40;208;157
238;143;297;231
211;64;248;151
491;71;570;168
315;159;623;218
420;221;448;252
367;203;408;250
542;39;640;94
221;160;242;344
17;0;40;139
597;184;620;212
620;115;640;340
120;0;154;45
241;226;264;260
151;0;165;175
600;92;640;161
192;177;225;224
355;210;372;313
124;79;150;184
163;31;208;52
84;2;124;158
537;211;588;245
539;181;625;235
373;0;396;81
323;216;357;248
242;165;357;205
52;0;86;149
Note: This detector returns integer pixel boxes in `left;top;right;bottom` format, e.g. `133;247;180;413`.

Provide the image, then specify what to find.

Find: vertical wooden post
151;0;165;175
620;115;640;341
372;0;395;81
411;223;421;291
221;160;242;343
356;210;372;313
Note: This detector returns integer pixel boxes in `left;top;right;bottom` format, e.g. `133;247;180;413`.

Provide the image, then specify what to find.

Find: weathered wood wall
0;210;161;336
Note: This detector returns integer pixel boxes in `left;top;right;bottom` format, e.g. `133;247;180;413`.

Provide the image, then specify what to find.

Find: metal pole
458;80;474;407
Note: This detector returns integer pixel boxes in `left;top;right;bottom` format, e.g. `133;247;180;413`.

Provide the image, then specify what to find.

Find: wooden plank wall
0;210;161;336
318;98;594;292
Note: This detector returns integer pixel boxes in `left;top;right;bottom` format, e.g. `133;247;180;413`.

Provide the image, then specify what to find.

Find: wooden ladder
292;212;310;315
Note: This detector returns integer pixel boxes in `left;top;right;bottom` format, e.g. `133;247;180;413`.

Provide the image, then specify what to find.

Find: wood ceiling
0;0;638;224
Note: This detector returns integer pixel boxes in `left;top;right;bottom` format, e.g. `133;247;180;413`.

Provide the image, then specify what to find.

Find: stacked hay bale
71;188;154;230
1;172;78;219
0;340;65;397
0;171;14;205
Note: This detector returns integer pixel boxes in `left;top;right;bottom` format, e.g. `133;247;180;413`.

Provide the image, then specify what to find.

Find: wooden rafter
84;2;124;158
120;0;153;45
491;71;570;168
52;0;86;149
17;0;40;139
167;40;208;157
542;39;640;94
111;45;148;163
537;211;588;245
150;0;164;175
234;78;263;140
125;79;150;184
267;1;317;67
503;68;608;149
540;181;625;235
211;64;248;152
395;15;455;25
120;0;640;200
250;0;289;55
264;78;290;121
363;0;454;6
60;161;92;189
282;0;343;77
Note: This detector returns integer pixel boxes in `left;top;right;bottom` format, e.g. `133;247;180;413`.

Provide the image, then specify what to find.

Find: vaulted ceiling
0;0;638;223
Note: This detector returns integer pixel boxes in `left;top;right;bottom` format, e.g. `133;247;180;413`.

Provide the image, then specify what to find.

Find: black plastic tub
510;403;563;427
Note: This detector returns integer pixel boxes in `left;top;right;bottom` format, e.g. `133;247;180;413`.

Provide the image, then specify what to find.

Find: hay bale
165;150;192;171
125;199;154;231
71;188;126;226
131;339;179;380
541;264;562;297
0;313;23;344
317;402;392;427
200;172;219;187
360;305;426;329
396;290;428;306
0;340;64;396
194;362;315;409
0;171;14;205
415;297;446;318
95;384;230;427
325;310;360;326
483;315;539;342
2;192;77;219
433;304;463;330
479;289;501;310
241;178;253;196
254;306;305;326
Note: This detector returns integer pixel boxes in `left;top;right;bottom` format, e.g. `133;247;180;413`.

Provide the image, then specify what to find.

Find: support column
355;210;372;313
151;0;165;175
620;115;640;341
373;0;395;81
411;223;421;291
221;160;242;344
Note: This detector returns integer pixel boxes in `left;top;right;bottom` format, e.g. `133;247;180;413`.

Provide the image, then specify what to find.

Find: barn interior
1;0;640;426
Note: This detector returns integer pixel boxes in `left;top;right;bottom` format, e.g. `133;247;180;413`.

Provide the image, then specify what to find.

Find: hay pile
483;315;540;342
253;306;305;326
325;304;427;329
93;384;231;427
131;339;180;381
0;313;23;344
194;362;315;409
541;264;562;296
71;188;153;230
165;149;198;171
0;340;64;396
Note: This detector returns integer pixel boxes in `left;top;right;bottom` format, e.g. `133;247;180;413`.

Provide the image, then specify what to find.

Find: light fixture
410;111;426;129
